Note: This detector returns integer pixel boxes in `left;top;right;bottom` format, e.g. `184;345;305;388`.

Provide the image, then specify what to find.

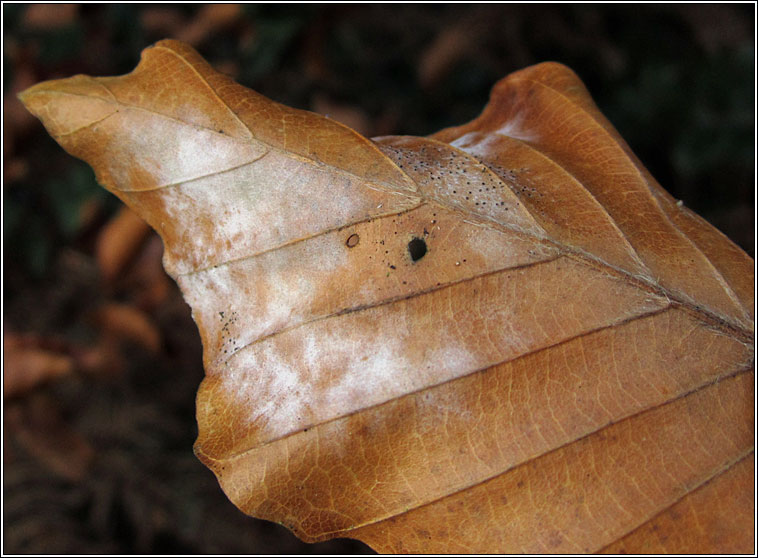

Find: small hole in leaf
408;237;427;262
346;233;359;248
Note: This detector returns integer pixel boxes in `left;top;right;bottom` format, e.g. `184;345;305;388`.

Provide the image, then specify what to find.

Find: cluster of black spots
380;143;515;215
488;164;542;199
372;218;398;272
389;147;404;168
517;186;540;200
418;148;531;218
378;144;413;171
219;310;241;355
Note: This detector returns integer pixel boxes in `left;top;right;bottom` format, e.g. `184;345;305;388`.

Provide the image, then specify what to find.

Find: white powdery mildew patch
179;232;348;365
428;345;480;384
448;131;482;150
157;148;399;274
461;223;555;264
222;343;306;433
211;247;671;454
449;119;538;147
218;303;499;447
220;326;414;444
450;131;509;161
305;332;411;409
109;108;265;190
157;185;219;270
495;114;539;143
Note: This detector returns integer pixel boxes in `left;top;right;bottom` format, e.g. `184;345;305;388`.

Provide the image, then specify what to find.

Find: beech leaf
19;40;754;554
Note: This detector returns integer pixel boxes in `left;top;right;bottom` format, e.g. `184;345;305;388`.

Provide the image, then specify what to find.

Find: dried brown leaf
92;302;162;354
96;205;151;283
19;40;754;554
418;24;474;89
3;333;75;398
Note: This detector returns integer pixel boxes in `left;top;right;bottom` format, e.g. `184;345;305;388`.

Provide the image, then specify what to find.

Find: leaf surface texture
20;40;754;553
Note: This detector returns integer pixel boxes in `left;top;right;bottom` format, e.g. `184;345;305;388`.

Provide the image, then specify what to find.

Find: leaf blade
431;62;753;331
19;40;754;554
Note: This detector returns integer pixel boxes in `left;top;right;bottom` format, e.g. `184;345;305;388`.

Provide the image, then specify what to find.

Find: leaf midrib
33;88;420;199
32;84;753;338
508;75;750;328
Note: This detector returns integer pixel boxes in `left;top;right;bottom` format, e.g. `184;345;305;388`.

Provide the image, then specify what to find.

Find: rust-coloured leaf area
20;40;754;553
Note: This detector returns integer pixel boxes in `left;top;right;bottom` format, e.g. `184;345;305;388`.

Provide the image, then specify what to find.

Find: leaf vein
318;366;754;539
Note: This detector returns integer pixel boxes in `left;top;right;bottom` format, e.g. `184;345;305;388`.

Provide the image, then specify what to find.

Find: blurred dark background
2;4;754;554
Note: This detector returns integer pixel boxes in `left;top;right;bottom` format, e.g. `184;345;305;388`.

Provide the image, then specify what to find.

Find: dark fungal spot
408;237;427;262
346;233;359;248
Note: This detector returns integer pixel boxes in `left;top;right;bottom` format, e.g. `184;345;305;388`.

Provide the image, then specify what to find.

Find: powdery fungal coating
179;232;347;367
495;113;540;143
205;307;752;548
145;149;418;275
208;256;669;450
180;203;560;371
20;41;754;553
375;137;546;239
102;107;267;191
